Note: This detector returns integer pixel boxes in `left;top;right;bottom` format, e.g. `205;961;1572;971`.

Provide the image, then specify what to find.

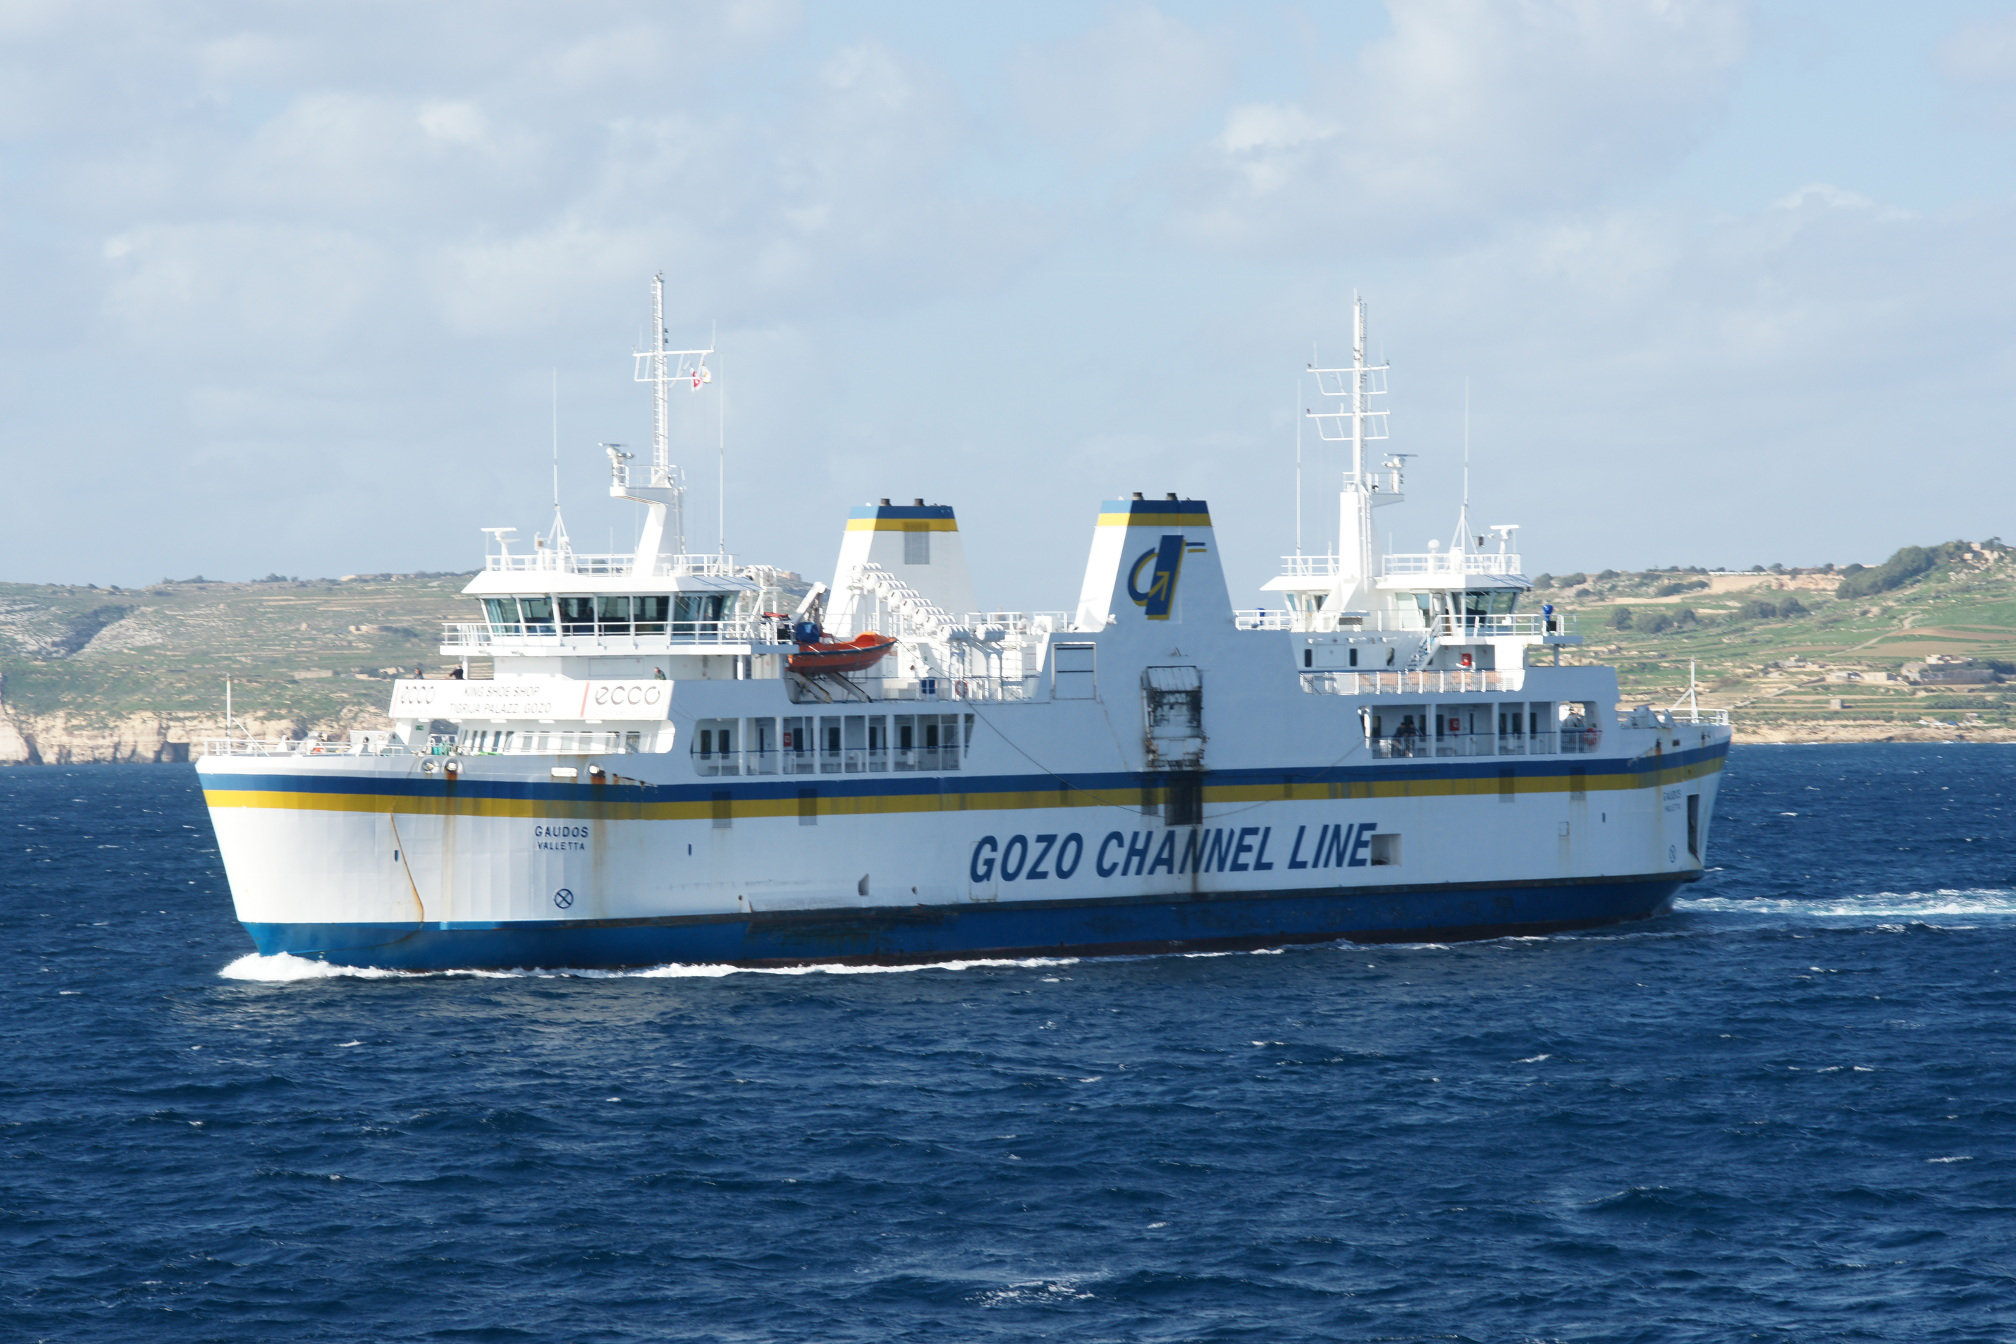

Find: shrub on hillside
1832;541;1997;600
1607;606;1633;630
1653;578;1709;597
1728;595;1811;623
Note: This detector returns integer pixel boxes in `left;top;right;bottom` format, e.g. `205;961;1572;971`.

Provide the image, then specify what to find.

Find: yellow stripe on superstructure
844;518;960;532
1096;512;1212;528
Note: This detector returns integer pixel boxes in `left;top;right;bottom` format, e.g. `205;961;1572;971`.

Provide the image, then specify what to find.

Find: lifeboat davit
787;632;897;677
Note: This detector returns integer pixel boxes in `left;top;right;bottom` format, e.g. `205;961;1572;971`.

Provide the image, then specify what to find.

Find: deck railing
1303;669;1523;696
1234;610;1425;632
205;732;430;758
1432;613;1577;639
483;551;742;578
444;619;778;650
204;730;643;758
1368;728;1600;759
1381;551;1522;577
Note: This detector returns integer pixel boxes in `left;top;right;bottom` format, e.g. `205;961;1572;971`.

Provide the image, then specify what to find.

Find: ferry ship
198;282;1731;970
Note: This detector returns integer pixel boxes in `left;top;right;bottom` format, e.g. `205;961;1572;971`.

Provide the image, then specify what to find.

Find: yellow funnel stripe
1096;511;1212;528
845;518;960;532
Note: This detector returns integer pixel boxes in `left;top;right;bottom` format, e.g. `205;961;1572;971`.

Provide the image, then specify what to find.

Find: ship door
1143;666;1204;770
1686;793;1701;860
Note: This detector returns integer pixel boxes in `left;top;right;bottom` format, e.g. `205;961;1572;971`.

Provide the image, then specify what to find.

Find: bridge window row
482;594;732;637
692;713;974;776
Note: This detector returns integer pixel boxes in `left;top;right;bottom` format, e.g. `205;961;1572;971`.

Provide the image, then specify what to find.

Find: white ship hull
200;718;1725;968
198;289;1733;970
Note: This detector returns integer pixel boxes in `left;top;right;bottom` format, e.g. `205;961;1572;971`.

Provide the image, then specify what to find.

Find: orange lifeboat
787;632;897;677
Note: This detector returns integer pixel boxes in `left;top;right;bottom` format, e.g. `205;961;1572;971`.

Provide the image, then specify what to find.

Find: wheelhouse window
634;595;669;634
596;595;633;634
559;597;595;635
673;593;728;636
518;596;555;634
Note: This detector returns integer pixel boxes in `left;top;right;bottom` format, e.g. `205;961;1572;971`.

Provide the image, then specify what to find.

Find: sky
3;0;2015;610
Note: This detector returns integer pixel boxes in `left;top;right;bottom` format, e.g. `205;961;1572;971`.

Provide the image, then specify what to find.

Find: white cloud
100;221;387;351
1011;4;1230;159
1184;0;1749;248
0;1;2010;592
1936;11;2016;85
417;100;488;148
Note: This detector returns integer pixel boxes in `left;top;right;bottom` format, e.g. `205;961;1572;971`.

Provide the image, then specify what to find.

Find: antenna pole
1456;377;1472;550
1293;379;1303;556
651;276;670;487
651;274;685;554
1348;294;1372;585
716;342;726;558
1351;294;1365;490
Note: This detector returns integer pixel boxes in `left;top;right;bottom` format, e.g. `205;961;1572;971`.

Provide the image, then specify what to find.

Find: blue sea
4;745;2014;1343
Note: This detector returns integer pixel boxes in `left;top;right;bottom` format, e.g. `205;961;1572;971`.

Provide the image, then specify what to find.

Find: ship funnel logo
1126;535;1186;620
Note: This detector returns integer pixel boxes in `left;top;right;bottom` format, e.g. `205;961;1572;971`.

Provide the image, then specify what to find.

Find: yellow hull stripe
204;755;1721;823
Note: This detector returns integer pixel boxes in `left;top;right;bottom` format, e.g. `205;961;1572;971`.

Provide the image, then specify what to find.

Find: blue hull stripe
244;874;1692;971
203;742;1726;806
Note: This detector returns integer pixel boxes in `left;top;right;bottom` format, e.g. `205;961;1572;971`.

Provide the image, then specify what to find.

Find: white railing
1369;729;1600;759
205;729;646;759
1382;551;1522;577
1234;609;1425;633
483;550;743;578
205;732;435;758
463;730;640;755
697;744;966;777
962;611;1073;634
1235;609;1296;630
1433;613;1578;639
847;562;954;638
1236;610;1574;639
792;676;1034;704
1275;554;1341;578
1303;669;1523;696
1340;468;1404;495
1659;705;1732;727
444;619;780;650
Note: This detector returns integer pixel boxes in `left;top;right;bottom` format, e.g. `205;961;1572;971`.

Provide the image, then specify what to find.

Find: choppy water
5;746;2015;1343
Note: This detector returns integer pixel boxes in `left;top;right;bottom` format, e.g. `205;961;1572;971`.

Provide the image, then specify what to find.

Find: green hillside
1533;540;2016;740
0;573;476;737
0;539;2010;760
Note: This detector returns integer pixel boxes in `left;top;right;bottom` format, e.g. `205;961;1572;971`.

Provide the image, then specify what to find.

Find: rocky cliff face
0;575;461;765
0;700;386;766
